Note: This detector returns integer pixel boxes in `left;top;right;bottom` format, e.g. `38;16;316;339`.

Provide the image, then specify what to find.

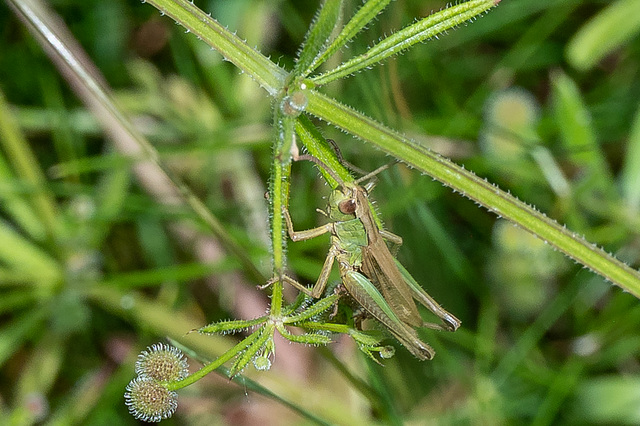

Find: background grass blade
566;0;640;71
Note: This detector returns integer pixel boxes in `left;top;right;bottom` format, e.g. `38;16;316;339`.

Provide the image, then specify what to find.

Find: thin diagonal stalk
7;0;266;284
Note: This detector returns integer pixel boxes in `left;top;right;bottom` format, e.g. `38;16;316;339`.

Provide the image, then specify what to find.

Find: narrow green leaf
0;291;38;314
13;106;101;137
531;146;571;198
87;286;235;361
295;115;353;188
294;0;343;77
230;326;272;376
409;202;473;283
0;268;39;286
277;325;332;345
310;0;392;76
566;0;640;71
50;152;132;178
305;89;640;298
572;375;640;424
164;330;266;391
284;294;340;324
91;157;131;246
531;359;582;426
348;329;385;348
621;105;640;212
281;292;309;316
197;317;268;334
298;321;354;334
313;0;500;85
16;333;65;402
39;72;81;182
45;366;114;426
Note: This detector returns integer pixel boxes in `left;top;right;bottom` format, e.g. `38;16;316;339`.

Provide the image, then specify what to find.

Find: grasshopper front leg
283;208;333;242
283;207;338;298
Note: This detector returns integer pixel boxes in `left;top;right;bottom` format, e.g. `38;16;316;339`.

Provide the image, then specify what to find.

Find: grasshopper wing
354;188;423;328
344;270;435;360
361;243;423;328
394;260;461;332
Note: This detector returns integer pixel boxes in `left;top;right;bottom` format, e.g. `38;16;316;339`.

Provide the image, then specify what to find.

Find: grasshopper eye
339;199;357;214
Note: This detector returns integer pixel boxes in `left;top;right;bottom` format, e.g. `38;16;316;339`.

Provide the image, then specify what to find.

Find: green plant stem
305;90;640;297
145;0;287;96
269;109;296;316
165;328;270;391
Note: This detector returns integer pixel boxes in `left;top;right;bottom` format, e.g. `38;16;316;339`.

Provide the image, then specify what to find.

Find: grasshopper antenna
324;139;396;188
326;139;369;176
295;139;396;189
326;139;398;186
355;163;392;186
294;153;346;188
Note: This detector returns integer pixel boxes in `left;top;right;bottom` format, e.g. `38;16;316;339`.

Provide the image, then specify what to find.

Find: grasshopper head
327;184;358;221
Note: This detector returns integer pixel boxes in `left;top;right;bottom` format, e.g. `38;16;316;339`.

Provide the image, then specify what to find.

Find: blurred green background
1;0;640;424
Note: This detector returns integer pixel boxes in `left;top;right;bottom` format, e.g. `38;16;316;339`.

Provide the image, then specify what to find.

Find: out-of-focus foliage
1;0;640;424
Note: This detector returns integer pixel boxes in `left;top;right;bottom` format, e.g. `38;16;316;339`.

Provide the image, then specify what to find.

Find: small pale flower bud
253;355;271;371
135;343;189;382
124;377;178;422
380;345;396;359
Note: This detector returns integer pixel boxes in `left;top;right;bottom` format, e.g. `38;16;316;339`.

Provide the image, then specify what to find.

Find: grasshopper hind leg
421;312;461;332
389;326;435;361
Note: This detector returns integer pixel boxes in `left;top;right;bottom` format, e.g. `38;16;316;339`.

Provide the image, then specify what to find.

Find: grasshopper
282;155;460;360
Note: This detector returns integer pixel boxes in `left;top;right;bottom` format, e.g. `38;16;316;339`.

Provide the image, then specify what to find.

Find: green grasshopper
282;155;460;360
